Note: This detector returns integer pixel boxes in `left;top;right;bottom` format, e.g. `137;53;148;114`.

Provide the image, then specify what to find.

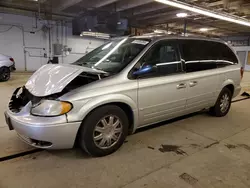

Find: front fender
66;94;139;133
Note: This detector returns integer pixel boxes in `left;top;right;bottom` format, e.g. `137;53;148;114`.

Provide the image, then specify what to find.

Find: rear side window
180;40;238;73
181;40;217;72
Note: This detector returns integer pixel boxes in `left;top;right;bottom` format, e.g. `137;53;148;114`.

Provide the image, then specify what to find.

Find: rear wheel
209;87;232;117
78;105;129;157
0;67;10;82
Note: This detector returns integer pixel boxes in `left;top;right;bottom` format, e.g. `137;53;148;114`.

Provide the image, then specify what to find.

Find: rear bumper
5;109;81;149
9;65;16;72
233;85;241;98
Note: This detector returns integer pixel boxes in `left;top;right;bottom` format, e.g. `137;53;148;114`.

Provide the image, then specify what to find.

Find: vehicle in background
5;35;242;157
0;54;16;81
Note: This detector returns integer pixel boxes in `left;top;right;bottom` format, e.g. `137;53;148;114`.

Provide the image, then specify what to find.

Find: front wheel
209;87;232;117
0;67;10;82
78;105;129;157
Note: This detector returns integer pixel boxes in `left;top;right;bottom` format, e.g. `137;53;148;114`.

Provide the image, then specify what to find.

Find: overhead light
199;28;209;32
176;13;187;18
154;29;166;33
81;31;110;39
155;0;250;27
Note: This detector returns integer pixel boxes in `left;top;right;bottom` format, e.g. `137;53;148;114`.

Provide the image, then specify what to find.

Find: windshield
73;37;151;73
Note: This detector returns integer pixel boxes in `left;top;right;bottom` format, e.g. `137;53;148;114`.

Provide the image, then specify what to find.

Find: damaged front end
9;71;102;114
9;87;40;113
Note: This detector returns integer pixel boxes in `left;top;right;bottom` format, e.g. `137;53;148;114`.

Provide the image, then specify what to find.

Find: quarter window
215;43;238;68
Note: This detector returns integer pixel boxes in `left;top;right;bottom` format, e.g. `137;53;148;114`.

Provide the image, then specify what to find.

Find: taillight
9;58;14;62
240;67;244;79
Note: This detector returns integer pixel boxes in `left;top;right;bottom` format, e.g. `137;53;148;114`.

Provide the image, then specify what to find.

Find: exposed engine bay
9;72;103;113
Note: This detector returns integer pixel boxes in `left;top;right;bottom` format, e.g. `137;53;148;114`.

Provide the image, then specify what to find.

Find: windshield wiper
90;66;105;72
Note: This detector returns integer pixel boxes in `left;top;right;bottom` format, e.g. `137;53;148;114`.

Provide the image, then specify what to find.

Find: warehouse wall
0;13;105;71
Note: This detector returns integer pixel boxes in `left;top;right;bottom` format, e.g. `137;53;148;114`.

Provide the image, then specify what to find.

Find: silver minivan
5;35;242;156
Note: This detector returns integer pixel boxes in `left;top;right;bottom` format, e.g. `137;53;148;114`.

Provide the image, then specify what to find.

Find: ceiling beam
115;0;153;11
135;9;194;21
135;16;182;26
0;1;37;11
122;3;170;17
131;3;168;15
54;0;82;12
87;0;154;11
207;0;224;7
0;5;75;19
186;19;248;34
92;0;119;8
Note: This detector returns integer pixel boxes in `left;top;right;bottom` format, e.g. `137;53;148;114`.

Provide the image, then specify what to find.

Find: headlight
31;100;72;117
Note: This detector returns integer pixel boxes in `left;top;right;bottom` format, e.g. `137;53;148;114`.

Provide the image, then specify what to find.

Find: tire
209;87;232;117
78;105;129;157
0;67;10;82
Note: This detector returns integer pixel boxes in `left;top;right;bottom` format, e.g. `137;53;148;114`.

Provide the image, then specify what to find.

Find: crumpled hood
25;64;104;97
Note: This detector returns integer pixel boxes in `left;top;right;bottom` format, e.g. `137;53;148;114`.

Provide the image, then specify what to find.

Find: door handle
176;83;187;89
189;81;198;87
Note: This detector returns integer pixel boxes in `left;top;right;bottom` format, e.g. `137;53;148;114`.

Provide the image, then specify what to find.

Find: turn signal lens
60;101;72;114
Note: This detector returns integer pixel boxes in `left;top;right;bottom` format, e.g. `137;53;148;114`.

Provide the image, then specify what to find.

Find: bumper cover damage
5;87;81;149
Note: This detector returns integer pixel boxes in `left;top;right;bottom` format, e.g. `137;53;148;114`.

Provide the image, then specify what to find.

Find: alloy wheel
220;93;230;113
93;115;123;149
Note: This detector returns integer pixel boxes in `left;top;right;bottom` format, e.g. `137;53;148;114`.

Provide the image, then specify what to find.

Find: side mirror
133;65;156;76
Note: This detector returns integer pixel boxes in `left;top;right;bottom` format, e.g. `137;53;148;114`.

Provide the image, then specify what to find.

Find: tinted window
139;40;182;76
216;43;238;68
181;40;217;72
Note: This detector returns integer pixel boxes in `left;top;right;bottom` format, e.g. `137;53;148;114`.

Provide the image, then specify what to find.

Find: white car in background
0;54;16;81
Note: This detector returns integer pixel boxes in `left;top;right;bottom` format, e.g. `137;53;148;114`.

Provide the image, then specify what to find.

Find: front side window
137;40;182;77
73;37;150;74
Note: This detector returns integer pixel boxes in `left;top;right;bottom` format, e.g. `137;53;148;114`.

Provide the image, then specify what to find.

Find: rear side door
179;40;219;112
136;40;188;126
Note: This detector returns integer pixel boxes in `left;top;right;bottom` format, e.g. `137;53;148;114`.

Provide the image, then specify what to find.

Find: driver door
137;40;188;127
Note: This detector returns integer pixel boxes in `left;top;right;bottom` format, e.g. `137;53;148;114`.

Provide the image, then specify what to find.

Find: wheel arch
221;79;235;95
73;94;139;145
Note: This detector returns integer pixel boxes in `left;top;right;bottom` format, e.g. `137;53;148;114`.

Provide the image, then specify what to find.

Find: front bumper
5;108;81;149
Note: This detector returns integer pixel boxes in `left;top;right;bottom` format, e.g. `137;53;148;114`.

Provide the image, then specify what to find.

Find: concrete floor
1;73;250;188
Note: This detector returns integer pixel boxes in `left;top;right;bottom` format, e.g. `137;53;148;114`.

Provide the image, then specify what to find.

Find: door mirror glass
133;65;156;76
